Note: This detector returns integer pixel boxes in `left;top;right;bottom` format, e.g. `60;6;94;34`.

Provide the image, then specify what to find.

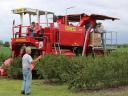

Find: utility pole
66;6;75;15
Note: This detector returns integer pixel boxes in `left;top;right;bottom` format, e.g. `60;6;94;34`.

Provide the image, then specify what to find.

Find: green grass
0;78;128;96
0;47;11;56
116;47;128;52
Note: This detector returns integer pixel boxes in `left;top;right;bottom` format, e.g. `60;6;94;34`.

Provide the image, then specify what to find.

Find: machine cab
12;8;54;38
11;8;54;56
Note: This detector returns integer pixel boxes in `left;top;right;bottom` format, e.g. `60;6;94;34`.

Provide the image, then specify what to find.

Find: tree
4;41;10;47
0;40;3;46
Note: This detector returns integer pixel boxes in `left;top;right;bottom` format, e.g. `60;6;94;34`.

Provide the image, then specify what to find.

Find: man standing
29;22;36;37
95;22;105;48
21;47;42;95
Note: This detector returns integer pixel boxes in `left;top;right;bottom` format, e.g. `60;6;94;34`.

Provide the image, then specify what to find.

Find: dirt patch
75;85;128;94
100;86;128;94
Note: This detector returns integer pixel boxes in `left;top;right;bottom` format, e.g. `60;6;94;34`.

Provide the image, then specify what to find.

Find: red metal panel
59;24;85;46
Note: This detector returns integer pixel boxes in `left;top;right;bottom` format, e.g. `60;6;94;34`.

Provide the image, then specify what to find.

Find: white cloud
0;0;128;43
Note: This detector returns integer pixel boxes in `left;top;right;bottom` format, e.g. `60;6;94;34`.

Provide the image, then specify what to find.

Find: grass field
0;78;128;96
116;47;128;52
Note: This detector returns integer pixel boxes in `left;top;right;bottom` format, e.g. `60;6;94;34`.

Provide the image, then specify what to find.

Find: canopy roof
90;14;119;20
12;8;54;15
57;13;119;22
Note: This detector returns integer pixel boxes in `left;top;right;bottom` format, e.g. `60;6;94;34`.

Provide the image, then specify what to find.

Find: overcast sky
0;0;127;44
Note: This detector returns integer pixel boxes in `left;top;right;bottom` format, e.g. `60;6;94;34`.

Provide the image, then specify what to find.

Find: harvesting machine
11;8;118;57
0;8;119;76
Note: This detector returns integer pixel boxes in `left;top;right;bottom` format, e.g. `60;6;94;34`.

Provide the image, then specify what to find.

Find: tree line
0;40;10;47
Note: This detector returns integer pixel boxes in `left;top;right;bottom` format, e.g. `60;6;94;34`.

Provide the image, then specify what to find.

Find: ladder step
54;42;61;54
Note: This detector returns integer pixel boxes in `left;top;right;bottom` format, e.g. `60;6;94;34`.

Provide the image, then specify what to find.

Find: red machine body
11;8;118;57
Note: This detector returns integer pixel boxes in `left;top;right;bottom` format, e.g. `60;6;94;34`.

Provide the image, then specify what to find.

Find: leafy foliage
5;57;22;79
36;55;71;82
0;53;11;66
0;40;3;46
1;46;128;90
68;52;128;89
36;52;128;90
4;41;10;47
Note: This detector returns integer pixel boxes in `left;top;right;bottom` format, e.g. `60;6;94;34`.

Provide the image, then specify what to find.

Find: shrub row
0;53;11;66
3;51;128;90
36;52;128;90
5;57;22;79
0;53;10;63
36;55;72;82
68;53;128;89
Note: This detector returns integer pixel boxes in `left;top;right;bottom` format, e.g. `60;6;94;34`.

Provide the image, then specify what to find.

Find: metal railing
104;31;117;50
91;31;117;51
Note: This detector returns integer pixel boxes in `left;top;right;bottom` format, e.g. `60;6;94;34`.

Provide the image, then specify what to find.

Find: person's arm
31;55;42;70
32;55;42;64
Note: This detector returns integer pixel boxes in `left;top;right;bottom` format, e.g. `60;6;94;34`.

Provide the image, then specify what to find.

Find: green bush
36;55;72;82
5;57;22;79
2;49;127;90
0;53;10;63
36;52;128;90
68;52;128;89
0;47;11;58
